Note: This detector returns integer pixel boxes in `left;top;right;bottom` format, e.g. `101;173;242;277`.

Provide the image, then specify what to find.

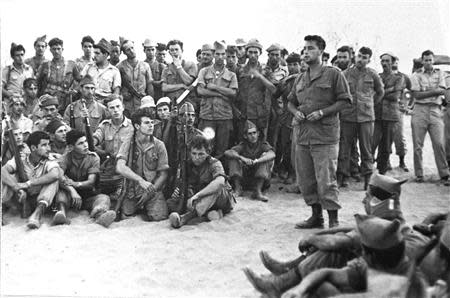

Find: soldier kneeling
168;135;235;228
56;130;116;227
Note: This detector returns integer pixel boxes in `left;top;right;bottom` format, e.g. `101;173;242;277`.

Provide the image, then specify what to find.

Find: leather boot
295;204;324;229
243;267;301;298
328;210;339;228
337;173;348;188
399;156;409;172
363;174;371;191
259;251;306;275
169;210;197;228
27;203;46;229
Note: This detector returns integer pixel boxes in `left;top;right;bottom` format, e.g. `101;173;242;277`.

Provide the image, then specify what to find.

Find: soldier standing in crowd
117;39;154;116
45;119;68;156
337;47;384;190
152;43;168;101
143;39;157;69
391;57;411;172
288;35;352;229
168;135;235;229
24;35;48;76
372;53;404;175
36;37;81;114
410;50;450;185
5;97;33;141
226;45;239;74
198;44;214;72
161;39;198;108
75;36;95;72
237;39;276;140
115;110;170;221
81;39;121;103
32;95;66;132
197;41;238;160
22;78;39;117
235;38;247;67
55;129;116;227
64;75;108;132
109;40;121;66
2;44;34;109
1;131;60;229
225;120;275;201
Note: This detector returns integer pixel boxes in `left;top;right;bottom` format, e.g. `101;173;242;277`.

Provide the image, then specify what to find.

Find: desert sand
1;120;449;298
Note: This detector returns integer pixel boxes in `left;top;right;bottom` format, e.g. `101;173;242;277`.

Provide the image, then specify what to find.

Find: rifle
69;91;76;128
81;99;95;151
4;117;30;218
119;67;144;100
174;115;190;214
176;78;199;105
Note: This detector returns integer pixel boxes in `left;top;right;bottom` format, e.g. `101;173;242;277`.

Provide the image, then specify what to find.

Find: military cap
34;35;47;44
110;40;120;47
201;44;214;52
235;38;247;47
441;220;450;251
45;119;65;134
364;194;403;221
156;97;171;107
140;96;156;109
142;39;157;48
380;52;398;61
179;102;195;114
9;96;25;107
39;94;59;108
95;38;111;54
355;214;403;250
286;52;302;63
266;43;283;53
369;173;407;195
245;38;263;51
243;120;257;133
213;41;226;51
80;75;96;87
156;43;167;51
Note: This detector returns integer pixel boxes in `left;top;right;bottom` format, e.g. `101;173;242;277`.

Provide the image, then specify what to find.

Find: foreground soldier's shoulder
99;119;112;126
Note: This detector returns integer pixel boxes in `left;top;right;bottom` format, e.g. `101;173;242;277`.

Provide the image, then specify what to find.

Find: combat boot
328;210;339;228
399;156;409;172
243;267;301;298
295;204;324;229
169;210;197;228
363;174;371;191
259;251;306;275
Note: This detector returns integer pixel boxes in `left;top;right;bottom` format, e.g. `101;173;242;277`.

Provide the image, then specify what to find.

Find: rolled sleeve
439;71;447;89
210;159;226;179
197;68;207;87
116;138;131;162
230;143;244;155
156;142;170;171
93;125;105;145
87;154;101;174
112;69;121;89
410;73;421;91
334;71;352;103
229;72;238;90
2;67;9;85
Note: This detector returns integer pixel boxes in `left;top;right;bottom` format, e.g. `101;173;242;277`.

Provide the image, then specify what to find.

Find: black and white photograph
1;0;449;297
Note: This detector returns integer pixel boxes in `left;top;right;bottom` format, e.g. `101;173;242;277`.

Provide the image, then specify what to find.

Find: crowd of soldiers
1;33;449;296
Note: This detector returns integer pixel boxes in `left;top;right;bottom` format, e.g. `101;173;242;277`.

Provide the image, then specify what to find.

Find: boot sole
52;211;67;225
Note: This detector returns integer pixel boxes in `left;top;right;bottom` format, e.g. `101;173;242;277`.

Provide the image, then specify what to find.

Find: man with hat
115;109;170;221
197;41;238;160
410;50;450;185
372;52;404;175
36;37;81;115
337;47;384;190
45;118;68;156
1;131;60;229
143;39;157;67
32;94;67;132
168;134;235;228
2;43;34;108
235;38;247;66
109;40;121;66
198;44;214;72
143;39;165;98
81;39;121;103
161;39;198;108
63;75;108;132
5;96;33;141
287;35;351;229
152;43;168;100
225;120;275;201
1;118;31;166
117;39;154;116
264;43;288;148
237;38;277;141
25;35;48;76
139;95;157;118
75;36;95;73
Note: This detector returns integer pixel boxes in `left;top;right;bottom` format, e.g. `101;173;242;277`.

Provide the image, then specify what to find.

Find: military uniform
63;98;107;132
149;60;166;101
2;63;34;109
197;64;239;159
372;72;404;174
25;56;48;76
32;113;67;132
337;66;384;179
81;62;121;102
117;60;153;115
288;65;351;211
410;67;450;179
161;60;197;106
392;72;411;160
116;136;169;220
36;58;80;114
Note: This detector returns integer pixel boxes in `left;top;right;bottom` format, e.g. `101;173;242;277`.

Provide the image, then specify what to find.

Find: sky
0;0;449;73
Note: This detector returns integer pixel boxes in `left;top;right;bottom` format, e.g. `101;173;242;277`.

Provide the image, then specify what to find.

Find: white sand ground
1;120;449;298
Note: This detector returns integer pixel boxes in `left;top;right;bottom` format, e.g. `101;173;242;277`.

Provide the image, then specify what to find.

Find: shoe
351;173;361;182
207;210;223;221
415;176;424;183
399;156;409;172
259;251;306;275
95;210;116;228
328;210;339;228
440;176;450;186
363;174;371;191
295;204;324;229
251;192;269;202
242;267;301;297
52;211;68;225
169;212;181;228
337;174;348;188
